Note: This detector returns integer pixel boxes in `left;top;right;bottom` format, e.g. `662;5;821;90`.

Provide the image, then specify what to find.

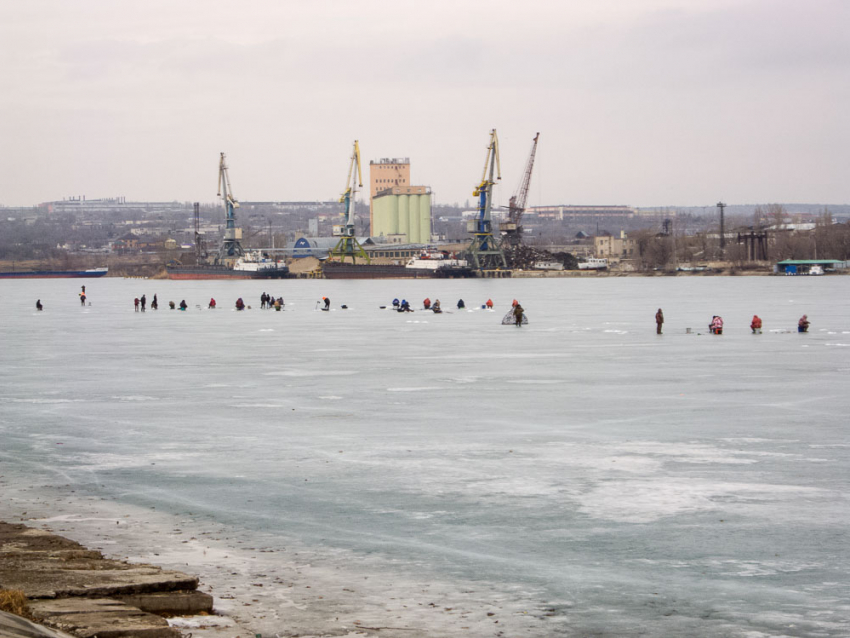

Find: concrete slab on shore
28;599;179;638
1;522;199;601
0;521;229;637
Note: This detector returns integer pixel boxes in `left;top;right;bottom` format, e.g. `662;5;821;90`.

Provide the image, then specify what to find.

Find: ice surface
1;277;849;637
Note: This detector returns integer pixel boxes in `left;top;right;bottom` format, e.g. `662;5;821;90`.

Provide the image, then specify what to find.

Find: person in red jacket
750;315;762;333
485;299;494;309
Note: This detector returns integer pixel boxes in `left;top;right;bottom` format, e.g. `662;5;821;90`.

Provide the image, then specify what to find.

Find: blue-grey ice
1;277;848;637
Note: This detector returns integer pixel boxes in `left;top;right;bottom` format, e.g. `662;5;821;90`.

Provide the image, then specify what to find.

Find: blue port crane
217;152;245;263
330;140;370;263
467;129;507;270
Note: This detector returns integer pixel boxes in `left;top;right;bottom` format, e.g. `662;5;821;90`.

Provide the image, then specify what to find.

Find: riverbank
0;521;249;638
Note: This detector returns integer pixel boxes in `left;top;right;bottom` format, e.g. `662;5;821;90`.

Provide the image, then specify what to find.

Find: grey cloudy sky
1;0;848;208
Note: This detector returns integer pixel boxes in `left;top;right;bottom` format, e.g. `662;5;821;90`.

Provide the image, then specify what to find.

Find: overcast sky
1;0;848;209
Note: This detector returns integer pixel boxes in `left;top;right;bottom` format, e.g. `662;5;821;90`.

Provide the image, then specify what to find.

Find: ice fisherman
798;315;810;333
36;299;43;311
750;315;762;333
485;299;494;309
323;296;330;310
151;294;158;310
432;299;441;313
423;298;431;310
513;303;524;327
236;298;246;311
709;316;723;335
655;308;664;334
209;298;216;309
134;297;139;312
140;294;146;312
392;298;400;309
179;300;187;311
457;299;465;309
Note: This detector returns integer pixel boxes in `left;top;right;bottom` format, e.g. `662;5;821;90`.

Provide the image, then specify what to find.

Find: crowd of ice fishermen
36;286;816;333
655;308;811;335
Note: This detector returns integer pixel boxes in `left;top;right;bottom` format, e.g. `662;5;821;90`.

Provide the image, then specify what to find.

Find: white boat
405;251;469;271
532;261;564;271
232;251;290;275
578;258;608;270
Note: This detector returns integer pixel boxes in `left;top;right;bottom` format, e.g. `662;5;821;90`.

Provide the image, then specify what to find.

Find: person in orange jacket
485;299;494;309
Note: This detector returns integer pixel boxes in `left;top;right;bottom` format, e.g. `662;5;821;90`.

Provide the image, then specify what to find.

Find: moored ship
167;252;289;280
322;250;474;279
166;153;290;281
0;267;108;279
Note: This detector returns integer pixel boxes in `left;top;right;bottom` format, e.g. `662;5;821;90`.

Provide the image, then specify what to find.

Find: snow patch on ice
266;370;356;377
2;397;83;404
168;615;236;629
231;403;285;408
575;479;823;523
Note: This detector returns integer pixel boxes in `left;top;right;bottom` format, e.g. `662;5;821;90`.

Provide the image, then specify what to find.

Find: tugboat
166;154;289;280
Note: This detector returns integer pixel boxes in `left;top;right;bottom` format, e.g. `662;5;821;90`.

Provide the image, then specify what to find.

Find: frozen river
1;276;849;637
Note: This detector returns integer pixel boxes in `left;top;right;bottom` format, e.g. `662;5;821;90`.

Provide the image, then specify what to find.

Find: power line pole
716;201;726;257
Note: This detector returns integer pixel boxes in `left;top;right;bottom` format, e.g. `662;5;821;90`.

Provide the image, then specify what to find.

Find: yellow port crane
467;129;507;270
329;140;370;263
217;152;245;263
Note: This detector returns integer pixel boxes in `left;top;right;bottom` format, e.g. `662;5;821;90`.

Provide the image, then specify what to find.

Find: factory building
369;158;410;199
369;157;410;232
368;157;431;243
371;186;432;244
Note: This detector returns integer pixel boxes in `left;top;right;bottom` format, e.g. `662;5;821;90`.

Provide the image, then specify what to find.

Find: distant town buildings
527;205;636;221
44;197;192;215
594;231;637;261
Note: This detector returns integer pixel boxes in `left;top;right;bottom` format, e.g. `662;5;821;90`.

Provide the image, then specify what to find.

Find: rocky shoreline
0;521;244;638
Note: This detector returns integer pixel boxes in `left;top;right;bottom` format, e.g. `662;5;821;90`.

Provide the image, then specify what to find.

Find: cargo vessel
322;251;474;279
0;267;108;280
167;252;289;280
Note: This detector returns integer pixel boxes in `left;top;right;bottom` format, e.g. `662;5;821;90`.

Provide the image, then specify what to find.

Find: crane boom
500;133;539;248
509;132;539;224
